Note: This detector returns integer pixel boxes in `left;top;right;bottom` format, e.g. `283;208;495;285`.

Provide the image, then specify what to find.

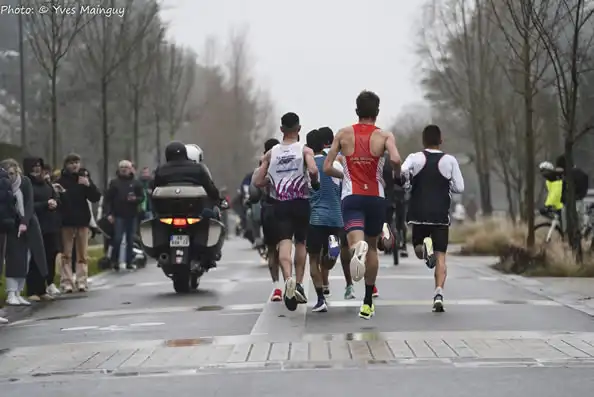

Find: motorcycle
139;185;228;294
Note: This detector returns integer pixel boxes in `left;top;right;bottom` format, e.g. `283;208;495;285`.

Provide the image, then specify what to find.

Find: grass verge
455;218;594;277
0;246;104;307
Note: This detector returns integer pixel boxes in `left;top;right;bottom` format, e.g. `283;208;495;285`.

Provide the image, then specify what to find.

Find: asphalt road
1;237;594;396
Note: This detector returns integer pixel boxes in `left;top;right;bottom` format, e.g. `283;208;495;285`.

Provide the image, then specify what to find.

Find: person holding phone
103;160;144;271
56;153;101;293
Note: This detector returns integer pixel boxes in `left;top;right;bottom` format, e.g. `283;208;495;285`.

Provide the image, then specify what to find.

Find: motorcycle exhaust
158;253;169;266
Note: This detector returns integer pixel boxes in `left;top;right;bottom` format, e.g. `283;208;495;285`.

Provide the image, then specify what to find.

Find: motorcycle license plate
170;235;190;247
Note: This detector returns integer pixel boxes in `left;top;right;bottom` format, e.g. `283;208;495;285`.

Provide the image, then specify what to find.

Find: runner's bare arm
384;131;401;175
254;150;271;187
323;129;344;179
303;146;319;182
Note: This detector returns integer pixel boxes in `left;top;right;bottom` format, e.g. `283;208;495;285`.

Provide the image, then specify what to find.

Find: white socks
434;287;443;296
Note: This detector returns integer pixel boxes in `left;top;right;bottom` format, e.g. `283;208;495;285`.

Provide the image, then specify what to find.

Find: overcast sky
161;0;426;135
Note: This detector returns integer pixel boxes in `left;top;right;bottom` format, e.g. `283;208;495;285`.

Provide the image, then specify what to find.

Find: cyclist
538;161;563;216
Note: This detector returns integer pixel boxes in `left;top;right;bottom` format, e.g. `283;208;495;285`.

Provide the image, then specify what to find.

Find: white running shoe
0;316;8;325
17;295;31;306
5;292;20;306
349;241;368;282
47;283;61;296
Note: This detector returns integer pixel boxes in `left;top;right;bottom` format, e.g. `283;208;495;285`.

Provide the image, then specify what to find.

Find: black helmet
165;141;187;162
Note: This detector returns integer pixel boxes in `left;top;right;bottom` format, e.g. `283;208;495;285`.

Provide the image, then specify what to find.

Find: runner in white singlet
254;112;319;311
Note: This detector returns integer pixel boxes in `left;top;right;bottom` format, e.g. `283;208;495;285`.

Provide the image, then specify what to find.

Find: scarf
12;174;24;217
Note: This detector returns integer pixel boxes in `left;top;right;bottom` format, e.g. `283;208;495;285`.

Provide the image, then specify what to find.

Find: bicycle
579;203;594;251
533;208;563;245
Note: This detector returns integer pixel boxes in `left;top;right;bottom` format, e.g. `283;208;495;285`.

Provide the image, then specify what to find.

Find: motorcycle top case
150;185;216;218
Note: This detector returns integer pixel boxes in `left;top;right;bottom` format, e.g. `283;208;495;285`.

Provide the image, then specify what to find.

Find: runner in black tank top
400;125;464;313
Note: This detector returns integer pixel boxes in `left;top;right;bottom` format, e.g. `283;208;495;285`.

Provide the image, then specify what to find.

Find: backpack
0;168;17;232
562;168;589;203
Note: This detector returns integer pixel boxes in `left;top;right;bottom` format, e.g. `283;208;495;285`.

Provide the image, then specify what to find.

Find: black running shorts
306;225;342;255
411;224;449;253
271;199;310;243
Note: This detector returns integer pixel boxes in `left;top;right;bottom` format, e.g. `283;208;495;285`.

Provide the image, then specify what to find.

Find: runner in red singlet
323;90;401;319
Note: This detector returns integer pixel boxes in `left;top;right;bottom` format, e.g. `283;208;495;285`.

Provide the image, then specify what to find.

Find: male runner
324;91;401;319
306;129;343;312
319;126;360;300
252;138;282;301
254;112;319;311
400;124;464;312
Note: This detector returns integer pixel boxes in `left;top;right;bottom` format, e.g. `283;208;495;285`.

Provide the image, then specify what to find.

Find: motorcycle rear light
159;218;200;226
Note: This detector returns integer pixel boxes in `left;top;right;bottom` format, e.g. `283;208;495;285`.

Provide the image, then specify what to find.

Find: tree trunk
564;138;581;260
155;112;161;166
523;33;536;249
502;165;516;222
133;89;140;164
50;66;58;167
101;77;109;190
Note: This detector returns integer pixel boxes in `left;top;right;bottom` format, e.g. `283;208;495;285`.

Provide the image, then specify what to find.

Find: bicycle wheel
581;227;593;251
534;222;563;246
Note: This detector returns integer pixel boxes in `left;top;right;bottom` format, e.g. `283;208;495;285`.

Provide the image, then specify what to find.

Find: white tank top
268;142;309;201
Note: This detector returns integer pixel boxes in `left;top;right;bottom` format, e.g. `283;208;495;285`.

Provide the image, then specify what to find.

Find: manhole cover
196;305;224;311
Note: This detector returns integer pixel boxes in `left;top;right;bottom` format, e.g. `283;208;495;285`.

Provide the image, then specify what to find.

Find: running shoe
295;283;308;304
380;223;392;252
271;288;282;302
327;235;340;260
433;294;444;312
372;285;379;298
46;284;61;296
350;241;368;282
283;278;298;311
423;237;437;269
312;297;328;312
344;285;356;300
358;303;375;320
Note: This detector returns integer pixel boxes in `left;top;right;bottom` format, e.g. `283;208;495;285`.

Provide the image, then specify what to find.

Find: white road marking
130;322;166;327
61;326;100;331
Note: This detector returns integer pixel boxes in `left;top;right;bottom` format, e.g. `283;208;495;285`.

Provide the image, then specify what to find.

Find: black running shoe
295;283;307;304
284;278;298;311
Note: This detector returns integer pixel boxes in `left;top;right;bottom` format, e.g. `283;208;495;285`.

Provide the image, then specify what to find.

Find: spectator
0;158;48;306
56;153;101;292
23;157;62;300
139;166;153;220
103;160;144;270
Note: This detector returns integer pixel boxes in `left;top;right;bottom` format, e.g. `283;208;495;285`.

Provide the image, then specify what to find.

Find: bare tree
531;0;594;258
78;0;159;188
419;0;495;215
123;19;164;163
24;0;90;166
160;43;196;139
486;0;558;244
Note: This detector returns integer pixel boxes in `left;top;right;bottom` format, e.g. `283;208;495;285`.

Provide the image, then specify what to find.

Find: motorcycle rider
152;142;226;267
153;141;222;205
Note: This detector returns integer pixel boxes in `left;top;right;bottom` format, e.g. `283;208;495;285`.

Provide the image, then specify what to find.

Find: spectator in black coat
23;157;62;299
103;160;144;270
56;153;101;292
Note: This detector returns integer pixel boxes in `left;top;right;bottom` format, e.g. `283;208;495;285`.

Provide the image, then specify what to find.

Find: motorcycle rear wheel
173;272;191;293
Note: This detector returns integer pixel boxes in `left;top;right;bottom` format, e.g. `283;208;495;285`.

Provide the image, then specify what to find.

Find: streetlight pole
17;9;27;151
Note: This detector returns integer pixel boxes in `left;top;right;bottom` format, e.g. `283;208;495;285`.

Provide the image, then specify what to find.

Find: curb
0;302;45;323
1;267;110;325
